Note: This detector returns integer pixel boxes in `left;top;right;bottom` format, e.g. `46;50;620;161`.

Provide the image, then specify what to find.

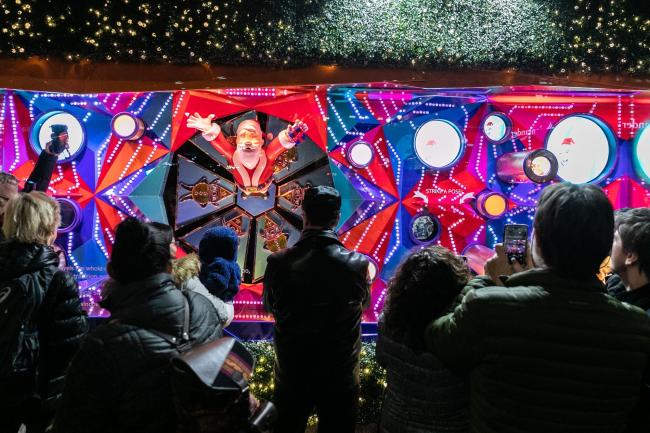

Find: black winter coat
376;331;469;433
426;270;650;433
0;242;88;424
263;229;370;388
53;273;222;433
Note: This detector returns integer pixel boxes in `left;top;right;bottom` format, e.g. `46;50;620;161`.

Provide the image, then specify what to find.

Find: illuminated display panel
546;114;615;184
413;119;465;169
5;85;649;328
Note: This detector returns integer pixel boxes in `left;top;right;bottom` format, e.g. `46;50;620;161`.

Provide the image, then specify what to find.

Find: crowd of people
1;170;650;433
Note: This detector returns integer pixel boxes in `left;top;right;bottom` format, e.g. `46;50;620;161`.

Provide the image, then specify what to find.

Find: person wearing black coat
426;184;650;433
263;186;370;433
0;192;88;433
53;218;222;433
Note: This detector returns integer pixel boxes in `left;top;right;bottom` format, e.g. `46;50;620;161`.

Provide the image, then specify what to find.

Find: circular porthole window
523;149;559;184
362;255;379;282
30;111;86;163
413;119;465;170
482;112;511;144
346;140;374;168
475;191;508;219
111;112;146;140
409;212;441;245
56;198;82;234
546;114;616;184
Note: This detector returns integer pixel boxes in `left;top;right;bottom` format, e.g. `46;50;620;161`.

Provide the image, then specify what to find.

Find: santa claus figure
187;113;308;197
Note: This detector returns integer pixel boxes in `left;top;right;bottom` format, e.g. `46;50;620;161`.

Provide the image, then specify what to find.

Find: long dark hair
381;246;470;351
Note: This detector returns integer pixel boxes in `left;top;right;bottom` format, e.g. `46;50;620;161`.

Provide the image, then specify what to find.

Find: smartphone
503;224;528;266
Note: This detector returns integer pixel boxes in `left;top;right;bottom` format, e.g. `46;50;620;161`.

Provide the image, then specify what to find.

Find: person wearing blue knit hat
198;226;241;311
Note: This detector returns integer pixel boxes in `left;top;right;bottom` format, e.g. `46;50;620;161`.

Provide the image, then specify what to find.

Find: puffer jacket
376;331;469;433
180;275;234;326
0;241;88;423
426;269;650;433
53;273;222;433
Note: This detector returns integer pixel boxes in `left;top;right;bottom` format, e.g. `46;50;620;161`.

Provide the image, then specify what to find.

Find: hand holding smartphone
503;224;528;266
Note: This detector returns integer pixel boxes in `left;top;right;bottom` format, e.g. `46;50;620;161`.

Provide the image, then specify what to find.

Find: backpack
117;292;275;432
0;273;45;400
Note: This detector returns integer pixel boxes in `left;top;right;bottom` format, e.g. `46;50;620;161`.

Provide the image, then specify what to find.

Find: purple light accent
367;91;413;101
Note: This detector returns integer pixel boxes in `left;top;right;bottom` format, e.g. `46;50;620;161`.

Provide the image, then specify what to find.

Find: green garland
243;341;387;425
0;0;648;75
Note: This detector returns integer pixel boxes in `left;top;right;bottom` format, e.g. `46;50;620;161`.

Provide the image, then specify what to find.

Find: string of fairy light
0;0;647;74
244;341;386;424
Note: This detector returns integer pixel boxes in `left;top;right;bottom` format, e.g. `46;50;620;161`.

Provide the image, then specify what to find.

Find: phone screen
504;224;528;266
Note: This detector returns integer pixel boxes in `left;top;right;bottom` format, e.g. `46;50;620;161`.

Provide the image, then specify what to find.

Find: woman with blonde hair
171;253;234;326
0;191;88;433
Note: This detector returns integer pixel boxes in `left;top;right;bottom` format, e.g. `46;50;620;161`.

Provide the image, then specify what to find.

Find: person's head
533;183;614;279
150;221;177;259
2;191;60;245
382;246;470;350
0;172;19;222
611;207;650;289
108;218;172;284
198;226;239;264
171;253;201;286
301;185;341;230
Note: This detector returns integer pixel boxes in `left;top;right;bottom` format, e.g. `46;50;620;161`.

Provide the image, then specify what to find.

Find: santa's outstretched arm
186;113;234;159
267;120;309;161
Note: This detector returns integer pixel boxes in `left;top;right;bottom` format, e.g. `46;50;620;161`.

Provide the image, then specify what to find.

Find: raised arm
266;120;309;161
186;113;234;160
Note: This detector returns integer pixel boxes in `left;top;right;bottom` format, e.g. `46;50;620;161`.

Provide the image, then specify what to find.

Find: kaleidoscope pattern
2;85;650;323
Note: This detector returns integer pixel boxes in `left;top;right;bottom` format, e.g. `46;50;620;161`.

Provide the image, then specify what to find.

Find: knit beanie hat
198;226;241;302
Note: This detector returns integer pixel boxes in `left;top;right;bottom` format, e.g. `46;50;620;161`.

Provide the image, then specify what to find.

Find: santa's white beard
239;150;261;169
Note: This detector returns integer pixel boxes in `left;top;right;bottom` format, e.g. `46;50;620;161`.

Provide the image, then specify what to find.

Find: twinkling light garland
0;0;648;74
243;341;386;425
